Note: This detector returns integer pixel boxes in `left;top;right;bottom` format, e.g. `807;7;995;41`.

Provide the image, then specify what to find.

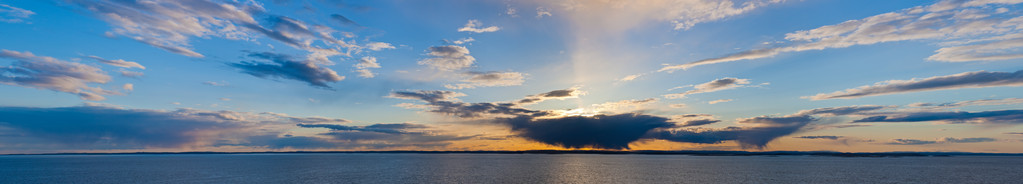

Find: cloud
354;56;381;78
517;87;585;105
418;45;476;71
0;50;118;101
297;123;474;147
389;90;543;118
649;121;809;149
588;98;658;114
329;14;359;26
72;0;360;59
708;99;733;104
0;105;472;151
794;135;842;140
119;70;144;78
498;113;674;150
1005;132;1023;135
794;105;888;116
618;74;643;82
229;51;344;89
457;20;500;33
444;71;526;89
445;37;475;45
86;55;145;69
853;109;1023;124
365;42;395;51
392;89;892;150
886;139;938;145
203;81;228;86
0;106;255;149
122;83;133;91
806;70;1023;100
535;7;552;18
886;137;996;145
506;6;518;17
670;114;720;127
0;4;33;23
665;77;752;99
659;0;1023;71
910;98;1023;108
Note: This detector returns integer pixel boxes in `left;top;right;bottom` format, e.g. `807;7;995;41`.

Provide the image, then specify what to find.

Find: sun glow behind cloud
0;0;1022;153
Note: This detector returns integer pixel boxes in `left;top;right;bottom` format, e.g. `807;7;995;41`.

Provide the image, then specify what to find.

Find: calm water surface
1;154;1021;183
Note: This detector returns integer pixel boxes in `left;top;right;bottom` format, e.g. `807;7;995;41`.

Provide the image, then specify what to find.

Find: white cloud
122;83;134;91
365;42;395;51
457;20;500;33
354;56;381;78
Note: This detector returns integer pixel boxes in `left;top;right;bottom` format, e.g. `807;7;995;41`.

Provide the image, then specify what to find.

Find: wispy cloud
229;51;344;89
806;70;1023;100
444;71;526;89
886;137;996;145
708;99;733;104
659;0;1023;71
0;4;34;23
86;55;145;69
665;77;754;99
0;50;118;100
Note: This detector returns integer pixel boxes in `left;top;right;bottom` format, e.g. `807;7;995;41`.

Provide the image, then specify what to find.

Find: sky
1;0;1022;154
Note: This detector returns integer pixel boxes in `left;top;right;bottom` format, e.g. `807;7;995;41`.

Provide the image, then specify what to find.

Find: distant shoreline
5;150;1023;157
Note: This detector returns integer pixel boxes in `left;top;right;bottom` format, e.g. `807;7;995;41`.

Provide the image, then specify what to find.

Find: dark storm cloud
497;113;675;150
0;106;245;148
648;114;825;149
794;136;843;140
229;52;344;89
808;70;1023;100
852;109;1023;124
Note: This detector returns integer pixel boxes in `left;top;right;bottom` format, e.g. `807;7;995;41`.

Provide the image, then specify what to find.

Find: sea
1;153;1021;183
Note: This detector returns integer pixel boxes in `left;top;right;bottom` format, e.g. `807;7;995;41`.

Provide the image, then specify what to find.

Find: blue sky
1;0;1022;153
